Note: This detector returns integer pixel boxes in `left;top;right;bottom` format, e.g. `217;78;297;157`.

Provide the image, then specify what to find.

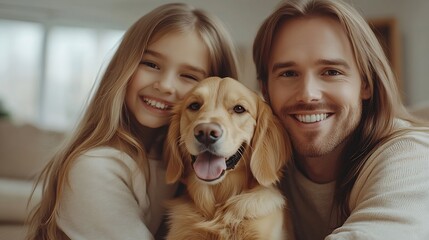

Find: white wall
1;0;428;106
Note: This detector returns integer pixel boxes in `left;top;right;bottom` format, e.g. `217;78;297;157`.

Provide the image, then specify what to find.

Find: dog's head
165;77;291;186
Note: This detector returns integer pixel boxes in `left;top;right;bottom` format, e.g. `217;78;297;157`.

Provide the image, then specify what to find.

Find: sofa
408;102;429;121
0;119;65;240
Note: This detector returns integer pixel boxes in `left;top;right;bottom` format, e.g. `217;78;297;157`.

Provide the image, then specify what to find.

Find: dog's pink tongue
193;152;226;181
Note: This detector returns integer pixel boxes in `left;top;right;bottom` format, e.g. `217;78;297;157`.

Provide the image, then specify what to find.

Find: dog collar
225;144;245;170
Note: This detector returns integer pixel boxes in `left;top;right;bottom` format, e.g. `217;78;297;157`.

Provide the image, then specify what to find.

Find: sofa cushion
0;119;64;179
0;178;41;222
408;102;429;121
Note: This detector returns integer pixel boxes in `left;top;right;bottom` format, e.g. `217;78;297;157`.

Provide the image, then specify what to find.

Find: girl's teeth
143;98;170;110
296;113;328;123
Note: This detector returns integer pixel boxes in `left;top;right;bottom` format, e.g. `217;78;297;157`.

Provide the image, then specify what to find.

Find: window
0;20;44;124
0;19;124;130
42;26;123;130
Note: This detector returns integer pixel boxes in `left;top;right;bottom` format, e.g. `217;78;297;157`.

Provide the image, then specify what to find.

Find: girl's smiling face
126;30;209;129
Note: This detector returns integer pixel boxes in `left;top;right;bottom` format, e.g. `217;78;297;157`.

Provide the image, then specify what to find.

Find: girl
26;3;238;240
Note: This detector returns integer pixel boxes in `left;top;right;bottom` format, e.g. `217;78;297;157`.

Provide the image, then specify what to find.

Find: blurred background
0;0;428;239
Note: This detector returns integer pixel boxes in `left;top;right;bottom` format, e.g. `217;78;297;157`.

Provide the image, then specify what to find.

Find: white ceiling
0;0;282;45
0;0;179;28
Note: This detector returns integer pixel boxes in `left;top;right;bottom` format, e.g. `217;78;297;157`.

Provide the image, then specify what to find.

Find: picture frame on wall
368;17;403;98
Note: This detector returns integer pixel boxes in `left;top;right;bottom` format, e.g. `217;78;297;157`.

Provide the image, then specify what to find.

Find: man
253;0;429;239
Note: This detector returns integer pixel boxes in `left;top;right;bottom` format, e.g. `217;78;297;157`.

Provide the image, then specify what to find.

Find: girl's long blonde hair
253;0;427;222
27;3;238;240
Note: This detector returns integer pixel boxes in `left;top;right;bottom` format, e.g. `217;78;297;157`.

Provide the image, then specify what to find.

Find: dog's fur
164;77;293;240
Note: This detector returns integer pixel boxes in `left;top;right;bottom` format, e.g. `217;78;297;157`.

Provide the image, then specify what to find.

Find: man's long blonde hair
26;3;238;239
253;0;426;221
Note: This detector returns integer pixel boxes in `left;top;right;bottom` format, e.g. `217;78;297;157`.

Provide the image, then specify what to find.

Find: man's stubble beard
279;104;362;160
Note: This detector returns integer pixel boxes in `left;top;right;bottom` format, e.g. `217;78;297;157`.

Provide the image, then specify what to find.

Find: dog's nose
194;123;223;145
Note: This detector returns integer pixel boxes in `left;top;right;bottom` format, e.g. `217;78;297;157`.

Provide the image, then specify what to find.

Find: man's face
266;16;370;162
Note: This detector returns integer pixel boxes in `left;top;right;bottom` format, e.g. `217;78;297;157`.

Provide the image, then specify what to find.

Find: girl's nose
154;72;176;94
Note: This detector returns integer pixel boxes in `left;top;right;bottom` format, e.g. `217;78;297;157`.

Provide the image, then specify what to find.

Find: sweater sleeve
326;132;429;240
56;148;155;240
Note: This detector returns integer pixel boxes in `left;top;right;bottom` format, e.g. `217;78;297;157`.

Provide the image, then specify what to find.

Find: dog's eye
233;105;246;113
188;102;201;111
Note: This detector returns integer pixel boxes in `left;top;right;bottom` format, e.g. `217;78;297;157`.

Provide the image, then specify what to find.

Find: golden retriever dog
164;77;293;240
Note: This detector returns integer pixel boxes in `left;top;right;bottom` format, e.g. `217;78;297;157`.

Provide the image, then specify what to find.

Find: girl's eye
323;69;341;76
280;71;298;77
181;74;199;82
140;61;160;70
188;102;201;111
233;105;246;114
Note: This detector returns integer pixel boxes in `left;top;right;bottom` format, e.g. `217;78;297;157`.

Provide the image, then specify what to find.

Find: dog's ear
250;99;292;186
164;112;185;184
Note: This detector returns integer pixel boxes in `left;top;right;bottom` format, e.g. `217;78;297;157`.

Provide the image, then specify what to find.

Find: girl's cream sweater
57;147;177;240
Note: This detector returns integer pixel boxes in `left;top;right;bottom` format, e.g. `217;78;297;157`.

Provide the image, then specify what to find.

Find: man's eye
280;71;298;77
324;69;341;76
140;61;160;70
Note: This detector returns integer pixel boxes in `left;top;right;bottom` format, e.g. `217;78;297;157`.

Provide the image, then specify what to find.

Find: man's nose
295;74;322;103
